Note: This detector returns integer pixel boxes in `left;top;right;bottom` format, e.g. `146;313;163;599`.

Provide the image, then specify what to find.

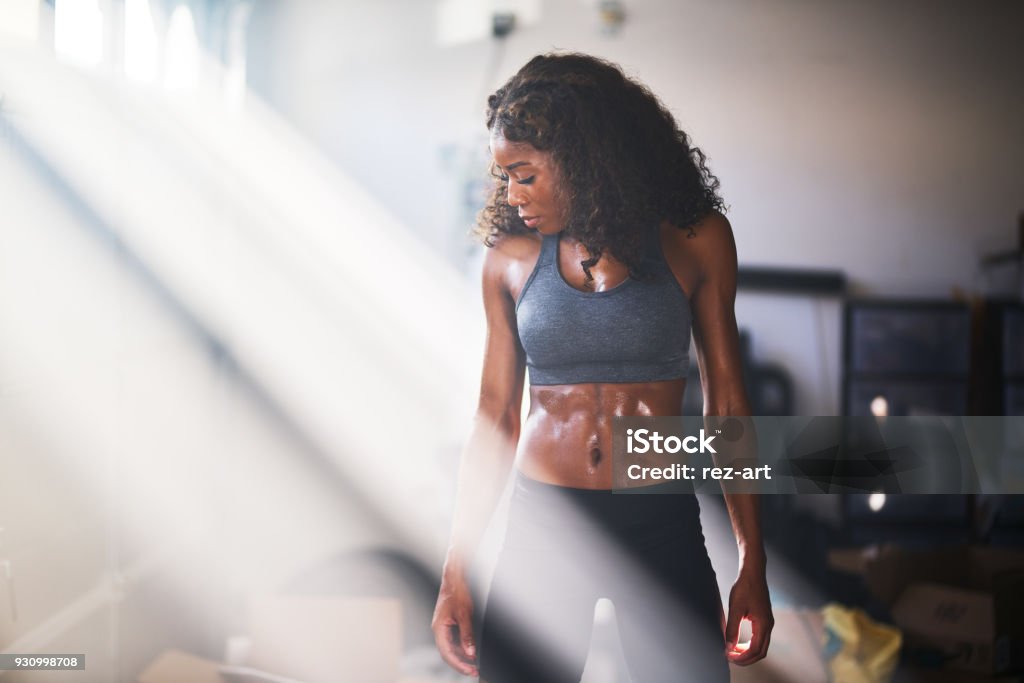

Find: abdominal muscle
516;378;687;489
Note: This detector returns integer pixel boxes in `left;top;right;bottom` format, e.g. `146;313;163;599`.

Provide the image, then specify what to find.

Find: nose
507;183;527;207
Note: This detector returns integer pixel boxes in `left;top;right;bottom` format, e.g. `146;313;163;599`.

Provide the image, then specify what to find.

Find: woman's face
489;130;570;234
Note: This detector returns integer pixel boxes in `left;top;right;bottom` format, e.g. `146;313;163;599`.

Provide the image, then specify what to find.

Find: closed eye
489;164;535;185
493;173;535;185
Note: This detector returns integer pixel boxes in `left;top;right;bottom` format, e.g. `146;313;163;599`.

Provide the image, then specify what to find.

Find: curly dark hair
476;52;725;282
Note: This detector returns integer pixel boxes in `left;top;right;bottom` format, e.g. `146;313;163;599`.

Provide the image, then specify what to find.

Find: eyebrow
495;161;531;171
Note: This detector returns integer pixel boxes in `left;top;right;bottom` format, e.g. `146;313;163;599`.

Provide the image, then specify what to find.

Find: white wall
251;0;1024;413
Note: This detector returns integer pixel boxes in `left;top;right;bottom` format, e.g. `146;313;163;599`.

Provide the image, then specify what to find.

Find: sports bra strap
540;232;558;265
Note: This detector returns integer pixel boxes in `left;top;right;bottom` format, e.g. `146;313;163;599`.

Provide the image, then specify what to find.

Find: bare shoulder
661;210;735;259
482;232;544;298
489;232;543;259
660;211;736;288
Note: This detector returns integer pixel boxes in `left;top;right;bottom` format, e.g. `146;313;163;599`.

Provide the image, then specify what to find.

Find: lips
520;215;540;228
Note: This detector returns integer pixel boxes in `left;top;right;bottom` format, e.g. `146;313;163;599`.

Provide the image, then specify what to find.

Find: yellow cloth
822;603;902;683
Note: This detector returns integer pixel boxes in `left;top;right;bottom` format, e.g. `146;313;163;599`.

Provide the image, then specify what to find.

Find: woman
432;52;772;682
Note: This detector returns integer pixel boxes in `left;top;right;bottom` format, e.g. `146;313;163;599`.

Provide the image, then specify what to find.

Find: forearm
703;411;765;574
443;411;518;580
721;491;765;573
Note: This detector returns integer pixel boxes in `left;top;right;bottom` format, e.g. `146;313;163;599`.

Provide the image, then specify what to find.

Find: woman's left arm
664;211;774;665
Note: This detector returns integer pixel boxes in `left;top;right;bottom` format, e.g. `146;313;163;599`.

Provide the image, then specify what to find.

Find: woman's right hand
432;572;478;677
432;241;526;678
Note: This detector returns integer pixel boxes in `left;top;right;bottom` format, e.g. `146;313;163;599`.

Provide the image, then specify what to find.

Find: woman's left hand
723;564;773;665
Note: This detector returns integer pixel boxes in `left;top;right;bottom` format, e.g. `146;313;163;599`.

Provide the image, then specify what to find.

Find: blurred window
54;0;103;68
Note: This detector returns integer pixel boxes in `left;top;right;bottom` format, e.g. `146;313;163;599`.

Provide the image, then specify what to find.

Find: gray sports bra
515;232;692;385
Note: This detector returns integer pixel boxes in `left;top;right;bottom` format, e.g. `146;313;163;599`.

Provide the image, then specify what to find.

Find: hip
503;470;704;552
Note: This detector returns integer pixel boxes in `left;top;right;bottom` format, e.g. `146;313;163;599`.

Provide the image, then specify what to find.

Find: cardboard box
137;649;226;683
219;665;305;683
137;597;402;683
247;595;401;683
829;544;1024;675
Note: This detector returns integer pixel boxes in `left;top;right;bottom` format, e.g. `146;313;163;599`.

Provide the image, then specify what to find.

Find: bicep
687;216;750;416
477;248;527;433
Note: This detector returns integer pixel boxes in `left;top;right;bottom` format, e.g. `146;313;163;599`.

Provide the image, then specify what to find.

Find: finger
751;614;774;660
723;607;742;653
748;622;768;658
433;621;477;676
430;621;456;665
758;620;774;659
759;626;773;659
730;618;770;665
446;629;478;675
730;640;765;665
727;634;760;665
458;611;477;660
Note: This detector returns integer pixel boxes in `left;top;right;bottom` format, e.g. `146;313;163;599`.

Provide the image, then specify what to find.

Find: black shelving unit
840;300;974;545
975;299;1024;416
842;300;971;417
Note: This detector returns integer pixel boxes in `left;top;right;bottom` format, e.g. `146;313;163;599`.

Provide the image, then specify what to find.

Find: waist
517;379;687;489
527;378;686;413
508;470;699;533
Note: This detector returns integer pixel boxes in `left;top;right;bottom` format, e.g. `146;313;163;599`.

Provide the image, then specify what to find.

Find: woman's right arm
432;242;527;677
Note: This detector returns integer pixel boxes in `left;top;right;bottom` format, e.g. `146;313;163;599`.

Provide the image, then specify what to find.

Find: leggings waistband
510;470;700;531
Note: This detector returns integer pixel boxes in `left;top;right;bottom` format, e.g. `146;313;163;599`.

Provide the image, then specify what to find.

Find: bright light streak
0;137;391;660
0;35;478;590
0;31;823;681
124;0;158;84
54;0;103;68
223;3;252;111
164;5;199;91
868;492;886;512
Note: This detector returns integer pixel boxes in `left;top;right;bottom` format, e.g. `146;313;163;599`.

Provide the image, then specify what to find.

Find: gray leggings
477;473;729;683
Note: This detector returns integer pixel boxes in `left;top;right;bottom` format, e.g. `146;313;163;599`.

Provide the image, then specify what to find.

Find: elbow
702;392;752;417
493;410;521;442
475;400;522;441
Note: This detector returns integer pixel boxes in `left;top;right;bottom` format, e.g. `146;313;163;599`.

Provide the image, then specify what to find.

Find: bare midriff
516;378;687;489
